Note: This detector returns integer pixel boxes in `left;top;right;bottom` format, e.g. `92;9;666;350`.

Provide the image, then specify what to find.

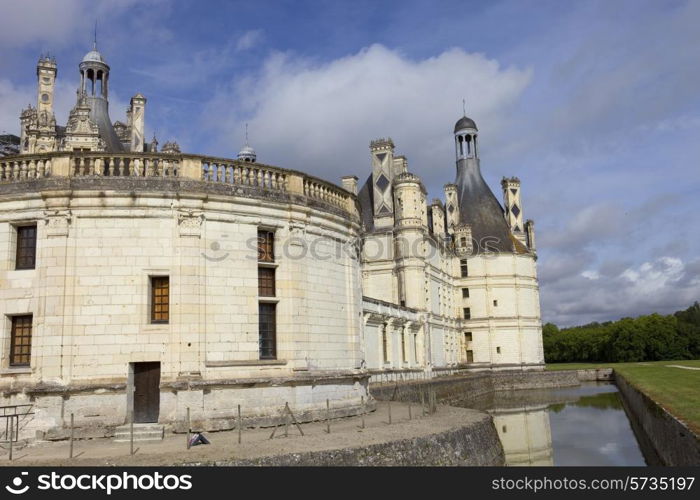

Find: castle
0;46;543;439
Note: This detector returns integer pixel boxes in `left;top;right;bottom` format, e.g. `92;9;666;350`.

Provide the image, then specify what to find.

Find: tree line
543;302;700;363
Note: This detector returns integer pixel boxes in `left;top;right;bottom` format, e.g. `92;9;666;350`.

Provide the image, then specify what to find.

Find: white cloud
581;270;600;280
236;30;263;52
199;44;532;185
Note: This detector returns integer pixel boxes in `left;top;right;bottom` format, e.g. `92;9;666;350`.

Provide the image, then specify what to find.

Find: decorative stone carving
43;209;71;237
177;210;203;237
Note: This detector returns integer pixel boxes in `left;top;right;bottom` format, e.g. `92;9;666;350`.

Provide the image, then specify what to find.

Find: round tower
393;172;427;309
454;115;478;161
76;43;123;151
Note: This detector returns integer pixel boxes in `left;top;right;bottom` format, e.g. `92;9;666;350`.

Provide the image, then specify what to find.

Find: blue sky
1;0;698;325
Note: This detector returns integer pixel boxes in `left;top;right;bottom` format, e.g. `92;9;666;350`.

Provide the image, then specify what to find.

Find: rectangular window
496;346;501;354
259;303;277;359
258;267;276;297
150;276;169;324
493;300;498;307
463;307;471;320
258;230;274;262
15;224;37;270
462;288;469;298
464;332;472;342
460;259;468;278
10;315;33;366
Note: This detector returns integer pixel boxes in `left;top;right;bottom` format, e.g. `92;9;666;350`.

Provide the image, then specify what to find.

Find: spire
462;98;466;117
93;21;97;50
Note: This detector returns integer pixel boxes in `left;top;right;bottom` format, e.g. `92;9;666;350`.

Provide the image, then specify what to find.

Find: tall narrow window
382;326;388;363
258;229;277;359
401;331;406;362
464;331;472;342
460;259;468;278
10;315;33;366
462;288;469;298
259;303;276;359
150;277;169;323
15;224;37;270
258;230;274;262
463;307;471;320
413;333;418;364
258;267;276;297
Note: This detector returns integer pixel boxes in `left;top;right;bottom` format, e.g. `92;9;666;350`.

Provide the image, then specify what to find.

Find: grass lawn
546;360;700;434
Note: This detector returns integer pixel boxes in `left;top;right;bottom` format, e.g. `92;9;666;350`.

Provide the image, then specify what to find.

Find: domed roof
239;145;255;155
454;115;477;132
82;49;105;63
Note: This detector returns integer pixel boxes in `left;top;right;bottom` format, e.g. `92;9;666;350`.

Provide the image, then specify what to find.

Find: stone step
113;423;164;442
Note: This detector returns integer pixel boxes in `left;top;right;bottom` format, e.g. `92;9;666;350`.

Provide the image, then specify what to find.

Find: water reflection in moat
454;382;647;466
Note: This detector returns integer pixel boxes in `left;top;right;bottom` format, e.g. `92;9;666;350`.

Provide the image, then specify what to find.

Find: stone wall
615;372;700;466
192;411;504;466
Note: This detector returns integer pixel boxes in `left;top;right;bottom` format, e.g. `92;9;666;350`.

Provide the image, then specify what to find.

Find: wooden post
360;396;365;429
284;402;289;438
69;413;74;459
421;390;426;416
8;416;13;461
237;404;242;444
186;407;191;450
388;400;392;424
408;401;412;420
130;418;134;455
326;399;330;434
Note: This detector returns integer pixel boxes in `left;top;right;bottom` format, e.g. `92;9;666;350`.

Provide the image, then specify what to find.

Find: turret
370;138;396;229
36;55;57;116
430;200;446;238
501;177;526;244
129;94;146;152
454;223;473;255
444;183;460;234
525;219;536;252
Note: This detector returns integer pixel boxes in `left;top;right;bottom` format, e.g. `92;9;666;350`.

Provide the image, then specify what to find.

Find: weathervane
93;21;98;50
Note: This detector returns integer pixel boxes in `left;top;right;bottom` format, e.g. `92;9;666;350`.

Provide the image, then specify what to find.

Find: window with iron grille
258;230;274;262
259;303;276;359
15;225;37;270
258;267;276;297
460;259;468;277
10;315;32;366
151;276;169;323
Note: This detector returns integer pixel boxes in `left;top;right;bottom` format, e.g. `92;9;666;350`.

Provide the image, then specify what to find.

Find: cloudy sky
1;0;698;326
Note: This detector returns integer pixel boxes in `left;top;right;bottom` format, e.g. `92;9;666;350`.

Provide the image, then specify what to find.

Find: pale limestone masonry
0;152;365;439
358;114;545;378
0;48;545;441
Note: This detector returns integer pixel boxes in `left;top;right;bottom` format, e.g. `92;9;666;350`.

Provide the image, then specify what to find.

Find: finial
93;21;97;50
245;123;249;145
462;98;466;117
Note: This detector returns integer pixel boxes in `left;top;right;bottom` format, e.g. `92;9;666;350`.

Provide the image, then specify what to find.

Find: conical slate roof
455;158;514;253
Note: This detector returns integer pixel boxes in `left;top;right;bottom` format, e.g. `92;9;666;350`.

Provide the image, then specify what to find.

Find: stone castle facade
0;47;543;440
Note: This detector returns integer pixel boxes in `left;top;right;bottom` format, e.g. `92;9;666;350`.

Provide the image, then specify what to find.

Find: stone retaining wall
614;373;700;466
189;412;505;466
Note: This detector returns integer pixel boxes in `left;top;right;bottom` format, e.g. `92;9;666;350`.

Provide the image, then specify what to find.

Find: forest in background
543;302;700;363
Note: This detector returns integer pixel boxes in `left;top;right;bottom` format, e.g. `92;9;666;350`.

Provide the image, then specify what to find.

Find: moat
458;382;647;466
